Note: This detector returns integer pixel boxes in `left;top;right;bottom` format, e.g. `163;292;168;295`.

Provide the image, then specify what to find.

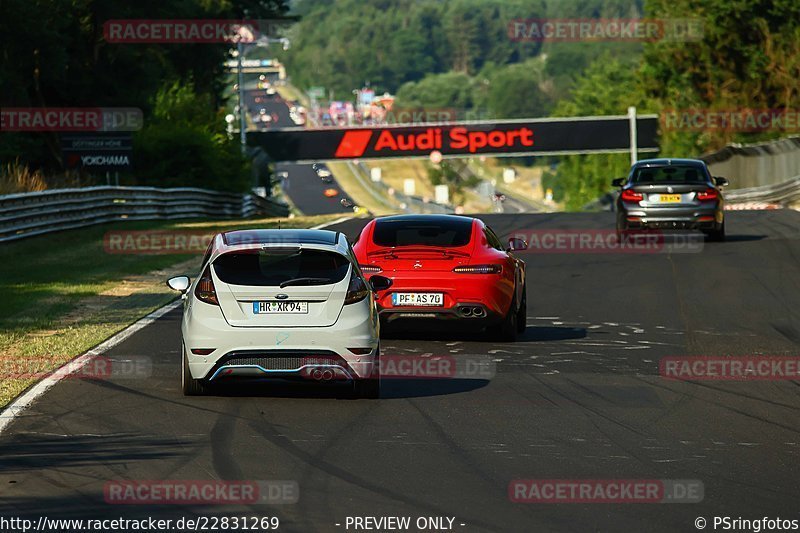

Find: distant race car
613;158;728;241
324;188;339;198
353;214;528;341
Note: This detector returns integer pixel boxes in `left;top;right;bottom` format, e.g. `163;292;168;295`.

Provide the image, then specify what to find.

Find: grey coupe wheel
706;220;726;242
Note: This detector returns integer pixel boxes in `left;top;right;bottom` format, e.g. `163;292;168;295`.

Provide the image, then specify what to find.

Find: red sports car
353;214;528;341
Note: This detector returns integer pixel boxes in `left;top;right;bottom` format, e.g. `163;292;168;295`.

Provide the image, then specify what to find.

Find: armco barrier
723;175;800;206
702;136;800;189
0;186;290;243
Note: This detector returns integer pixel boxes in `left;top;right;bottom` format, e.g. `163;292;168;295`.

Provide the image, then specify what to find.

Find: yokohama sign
247;116;659;162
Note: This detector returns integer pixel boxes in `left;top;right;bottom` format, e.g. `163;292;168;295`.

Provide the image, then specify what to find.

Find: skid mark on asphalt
243;418;504;532
383;316;694;376
210;401;244;480
634;377;800;435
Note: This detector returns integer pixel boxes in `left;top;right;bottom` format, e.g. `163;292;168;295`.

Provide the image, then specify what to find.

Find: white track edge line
310;216;354;229
0;299;183;435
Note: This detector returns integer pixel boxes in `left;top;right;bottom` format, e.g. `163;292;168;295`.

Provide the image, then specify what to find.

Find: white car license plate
252;301;308;314
392;293;443;306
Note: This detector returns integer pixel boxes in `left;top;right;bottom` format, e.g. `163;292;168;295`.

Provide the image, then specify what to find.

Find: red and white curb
725;202;782;210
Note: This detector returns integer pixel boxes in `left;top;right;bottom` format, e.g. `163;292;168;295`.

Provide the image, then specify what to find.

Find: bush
132;81;250;192
133;124;249;192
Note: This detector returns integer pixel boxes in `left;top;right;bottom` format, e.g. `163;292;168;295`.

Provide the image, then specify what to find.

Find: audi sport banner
247;116;659;162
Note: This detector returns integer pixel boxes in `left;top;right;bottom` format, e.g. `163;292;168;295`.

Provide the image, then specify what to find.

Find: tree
486;59;552;118
395;72;476;110
641;0;800;153
546;56;653;210
0;0;287;183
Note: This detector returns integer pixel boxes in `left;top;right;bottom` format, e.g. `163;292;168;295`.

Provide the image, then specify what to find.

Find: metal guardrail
724;175;800;206
0;186;290;243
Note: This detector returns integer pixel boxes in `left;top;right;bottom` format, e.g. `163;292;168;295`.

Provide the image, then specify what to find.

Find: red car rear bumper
371;271;514;322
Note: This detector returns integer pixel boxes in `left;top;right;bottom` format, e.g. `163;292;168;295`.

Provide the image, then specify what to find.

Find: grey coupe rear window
632;166;708;184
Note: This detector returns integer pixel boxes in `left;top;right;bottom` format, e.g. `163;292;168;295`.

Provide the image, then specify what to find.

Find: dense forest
283;0;800;208
2;0;798;207
1;0;289;191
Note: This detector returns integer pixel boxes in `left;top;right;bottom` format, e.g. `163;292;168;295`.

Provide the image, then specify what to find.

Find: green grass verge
0;214;342;407
326;162;397;216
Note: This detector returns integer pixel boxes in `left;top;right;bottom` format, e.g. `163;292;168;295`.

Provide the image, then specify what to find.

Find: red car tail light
621;189;644;202
696;188;718;201
194;265;219;305
453;264;502;274
191;348;215;355
359;264;382;274
344;274;369;305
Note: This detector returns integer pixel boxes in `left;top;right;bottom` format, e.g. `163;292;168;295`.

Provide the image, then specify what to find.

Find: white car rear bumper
181;300;379;380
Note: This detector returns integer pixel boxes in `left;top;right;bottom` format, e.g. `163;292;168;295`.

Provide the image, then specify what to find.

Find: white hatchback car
167;229;392;397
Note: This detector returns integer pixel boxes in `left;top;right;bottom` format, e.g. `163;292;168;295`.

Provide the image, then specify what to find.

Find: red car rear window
373;218;473;247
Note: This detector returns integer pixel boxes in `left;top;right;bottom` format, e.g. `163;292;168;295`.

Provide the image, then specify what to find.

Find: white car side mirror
167;276;191;293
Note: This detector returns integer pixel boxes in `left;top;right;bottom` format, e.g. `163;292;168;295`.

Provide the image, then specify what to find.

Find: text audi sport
334;125;535;158
353;215;527;341
167;229;392;397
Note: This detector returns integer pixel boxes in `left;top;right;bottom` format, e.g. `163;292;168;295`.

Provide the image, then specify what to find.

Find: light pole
237;42;246;154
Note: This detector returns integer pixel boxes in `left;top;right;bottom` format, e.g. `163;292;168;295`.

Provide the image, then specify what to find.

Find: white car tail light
195;265;219;305
344;274;369;305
